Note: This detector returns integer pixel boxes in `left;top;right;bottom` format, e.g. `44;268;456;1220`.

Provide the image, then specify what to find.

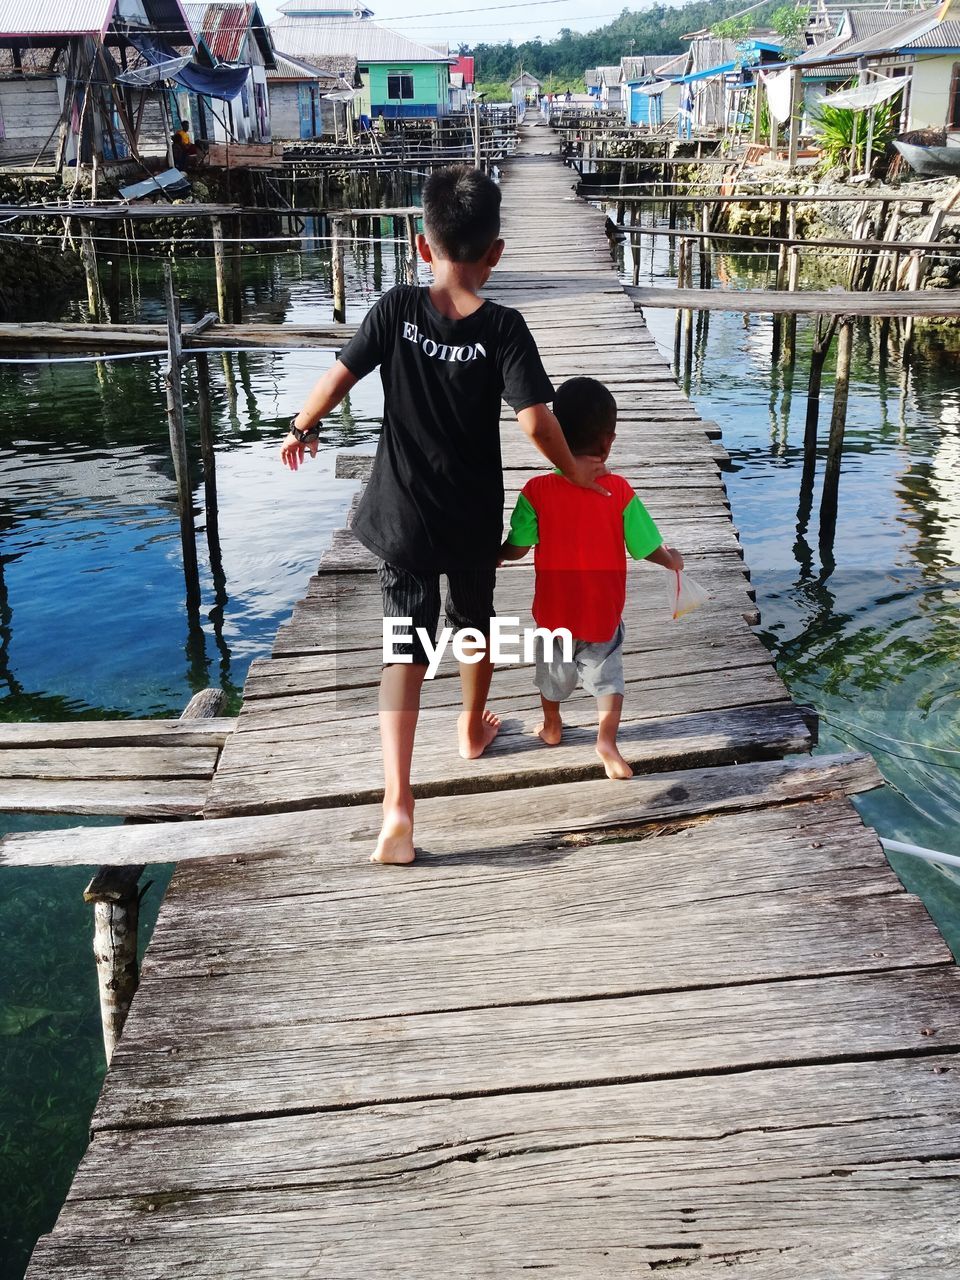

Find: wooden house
510;71;541;115
0;0;195;168
793;2;960;135
182;3;276;143
596;66;624;110
271;1;453;122
267;50;353;140
621;53;688;129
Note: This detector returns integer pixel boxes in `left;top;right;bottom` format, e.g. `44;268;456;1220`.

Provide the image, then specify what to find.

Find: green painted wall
363;62;450;115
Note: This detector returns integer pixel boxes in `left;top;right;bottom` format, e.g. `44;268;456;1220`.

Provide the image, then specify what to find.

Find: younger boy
280;166;605;864
501;377;683;780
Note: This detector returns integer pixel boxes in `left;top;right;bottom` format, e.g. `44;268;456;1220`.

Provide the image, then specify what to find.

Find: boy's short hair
422;165;502;263
554;377;617;454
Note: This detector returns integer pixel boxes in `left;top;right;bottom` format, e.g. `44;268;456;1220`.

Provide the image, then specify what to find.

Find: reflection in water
0;239;402;1280
621;211;960;966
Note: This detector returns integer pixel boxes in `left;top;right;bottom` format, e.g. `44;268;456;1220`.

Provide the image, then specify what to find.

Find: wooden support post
162;262;201;612
673;238;686;372
787;68;802;172
820;317;854;533
752;79;763;145
108;253;121;325
85;864;143;1065
772;241;789;362
195;350;221;570
211;217;229;323
79;220;102;321
229;216;243;323
700;204;711;288
405;213;418;286
783;250;800;366
473;98;481;170
332;216;347;323
803;313;840;488
84;687;226;1064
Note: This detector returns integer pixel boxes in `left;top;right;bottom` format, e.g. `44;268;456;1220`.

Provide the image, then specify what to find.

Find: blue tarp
176;61;249;100
126;33;249;101
671;61;738;85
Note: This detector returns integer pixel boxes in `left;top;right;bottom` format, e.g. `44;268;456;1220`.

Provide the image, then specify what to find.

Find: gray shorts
534;622;625;702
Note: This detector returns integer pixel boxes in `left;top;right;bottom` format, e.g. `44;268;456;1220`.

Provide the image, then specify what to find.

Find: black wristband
290;416;321;443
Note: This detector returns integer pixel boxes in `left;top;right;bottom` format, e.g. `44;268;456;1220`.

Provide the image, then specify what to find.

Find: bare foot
371;806;416;865
536;716;563;746
597;742;633;780
458;708;501;759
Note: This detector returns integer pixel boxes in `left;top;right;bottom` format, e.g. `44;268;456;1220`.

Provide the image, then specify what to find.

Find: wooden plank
0;778;211;818
23;1058;960;1278
93;966;960;1128
626;285;960;317
1;752;874;869
206;691;806;817
0;720;235;749
0;746;219;781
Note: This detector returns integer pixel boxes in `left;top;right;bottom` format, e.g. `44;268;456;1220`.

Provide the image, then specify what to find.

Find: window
387;72;414;100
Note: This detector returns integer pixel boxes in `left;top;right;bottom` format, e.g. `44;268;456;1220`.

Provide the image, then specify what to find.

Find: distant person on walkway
280;166;605;863
564;89;572;103
501;377;684;780
172;119;197;168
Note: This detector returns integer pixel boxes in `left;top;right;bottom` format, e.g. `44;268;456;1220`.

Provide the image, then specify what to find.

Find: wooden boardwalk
13;122;960;1278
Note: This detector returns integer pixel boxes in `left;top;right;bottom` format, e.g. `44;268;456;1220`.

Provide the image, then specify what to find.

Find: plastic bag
667;569;709;620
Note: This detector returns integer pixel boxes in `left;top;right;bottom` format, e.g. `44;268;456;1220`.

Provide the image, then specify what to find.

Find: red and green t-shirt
506;472;662;642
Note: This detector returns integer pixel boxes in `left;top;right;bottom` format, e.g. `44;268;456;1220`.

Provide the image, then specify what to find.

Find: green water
0;239;402;1278
2;218;960;1277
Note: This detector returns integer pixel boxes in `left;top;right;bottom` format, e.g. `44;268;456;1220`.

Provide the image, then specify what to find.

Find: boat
892;140;960;177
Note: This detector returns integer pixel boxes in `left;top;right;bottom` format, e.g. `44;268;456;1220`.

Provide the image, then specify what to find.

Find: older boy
281;166;605;863
501;377;684;780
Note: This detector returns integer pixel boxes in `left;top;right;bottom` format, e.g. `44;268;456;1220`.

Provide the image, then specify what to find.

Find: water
3;210;960;1276
623;220;960;958
0;238;402;1278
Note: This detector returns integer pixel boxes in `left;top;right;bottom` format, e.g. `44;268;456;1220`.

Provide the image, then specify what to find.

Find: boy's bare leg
457;645;500;759
596;693;632;780
373;663;427;864
536;694;563;746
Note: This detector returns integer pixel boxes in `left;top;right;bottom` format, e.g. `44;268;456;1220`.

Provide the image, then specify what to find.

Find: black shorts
378;561;496;667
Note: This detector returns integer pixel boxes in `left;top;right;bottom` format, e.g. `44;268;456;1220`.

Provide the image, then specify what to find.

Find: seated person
172;119;198;169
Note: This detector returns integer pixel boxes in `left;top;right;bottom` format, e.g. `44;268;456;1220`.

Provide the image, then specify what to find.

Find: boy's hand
663;546;684;572
563;454;609;495
280;431;319;471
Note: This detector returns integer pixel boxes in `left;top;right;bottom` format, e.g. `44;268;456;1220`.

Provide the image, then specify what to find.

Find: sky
258;1;653;49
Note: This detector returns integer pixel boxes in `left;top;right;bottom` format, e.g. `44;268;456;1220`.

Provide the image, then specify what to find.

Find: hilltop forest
468;0;784;91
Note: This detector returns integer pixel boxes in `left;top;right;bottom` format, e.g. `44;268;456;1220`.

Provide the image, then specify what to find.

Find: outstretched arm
281;359;359;471
516;404;608;495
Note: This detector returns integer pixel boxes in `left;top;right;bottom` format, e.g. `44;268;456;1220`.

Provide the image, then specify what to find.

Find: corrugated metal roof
0;0;114;38
270;16;451;63
184;2;247;61
0;0;194;43
184;2;272;64
833;7;939;58
903;17;960;46
278;0;372;14
584;67;599;87
267;48;337;80
597;65;621;85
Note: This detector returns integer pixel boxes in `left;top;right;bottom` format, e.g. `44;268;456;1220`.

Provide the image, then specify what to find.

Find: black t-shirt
338;285;554;573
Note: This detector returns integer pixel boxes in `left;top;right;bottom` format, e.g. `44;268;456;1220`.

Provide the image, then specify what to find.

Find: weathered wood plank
0;746;219;780
93;967;960;1128
22;1058;960;1278
0;720;235;748
0;778;211;818
1;752;876;869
